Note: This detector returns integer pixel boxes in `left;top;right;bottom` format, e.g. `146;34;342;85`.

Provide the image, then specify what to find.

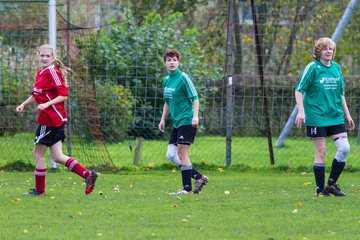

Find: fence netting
0;0;359;171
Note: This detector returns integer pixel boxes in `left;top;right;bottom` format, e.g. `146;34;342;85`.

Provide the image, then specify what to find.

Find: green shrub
96;82;134;142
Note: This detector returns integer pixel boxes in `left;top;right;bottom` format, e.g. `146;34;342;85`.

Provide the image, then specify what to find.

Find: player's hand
346;115;355;130
16;105;24;113
158;120;165;132
37;102;50;111
192;116;199;128
295;112;305;128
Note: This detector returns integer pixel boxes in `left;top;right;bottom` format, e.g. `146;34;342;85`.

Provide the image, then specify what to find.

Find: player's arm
342;95;355;130
16;95;36;112
37;95;68;111
192;99;199;128
294;90;305;128
183;75;199;127
158;103;170;132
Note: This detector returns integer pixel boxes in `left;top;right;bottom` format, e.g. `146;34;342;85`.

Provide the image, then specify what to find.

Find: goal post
0;0;115;172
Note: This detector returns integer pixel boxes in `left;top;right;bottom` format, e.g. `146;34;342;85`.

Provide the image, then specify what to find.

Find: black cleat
326;184;345;196
316;188;330;197
23;189;45;196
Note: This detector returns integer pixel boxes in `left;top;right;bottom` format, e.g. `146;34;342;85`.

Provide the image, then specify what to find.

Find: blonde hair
312;37;336;60
38;44;72;87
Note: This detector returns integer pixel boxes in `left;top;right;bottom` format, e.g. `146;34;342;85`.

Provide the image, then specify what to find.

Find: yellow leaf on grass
75;211;82;216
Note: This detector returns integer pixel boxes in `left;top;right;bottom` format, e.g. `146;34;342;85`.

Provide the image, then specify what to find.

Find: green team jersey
295;60;345;127
162;68;199;128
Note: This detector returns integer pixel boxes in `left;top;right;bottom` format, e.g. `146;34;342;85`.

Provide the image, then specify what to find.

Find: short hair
312;37;336;59
163;49;180;62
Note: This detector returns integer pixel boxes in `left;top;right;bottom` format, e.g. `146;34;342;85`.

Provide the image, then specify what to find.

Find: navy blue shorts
34;124;66;146
169;125;197;145
306;124;346;139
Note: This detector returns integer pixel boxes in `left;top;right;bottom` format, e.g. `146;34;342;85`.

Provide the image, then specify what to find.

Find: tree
84;11;217;140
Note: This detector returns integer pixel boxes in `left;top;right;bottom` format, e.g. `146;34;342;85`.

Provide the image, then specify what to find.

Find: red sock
65;158;90;179
35;168;47;194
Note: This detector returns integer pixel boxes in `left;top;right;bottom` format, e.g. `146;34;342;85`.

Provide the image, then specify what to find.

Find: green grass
106;136;360;172
2;135;360;172
1;170;359;239
1;135;360;239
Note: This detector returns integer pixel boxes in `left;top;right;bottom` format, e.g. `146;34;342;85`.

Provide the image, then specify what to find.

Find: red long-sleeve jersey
32;65;69;127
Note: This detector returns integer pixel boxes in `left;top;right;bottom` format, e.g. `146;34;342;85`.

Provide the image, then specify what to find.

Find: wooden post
251;0;275;165
133;137;143;165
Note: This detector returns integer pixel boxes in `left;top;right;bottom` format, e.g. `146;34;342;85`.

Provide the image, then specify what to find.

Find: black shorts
306;124;346;139
169;125;197;145
34;124;66;146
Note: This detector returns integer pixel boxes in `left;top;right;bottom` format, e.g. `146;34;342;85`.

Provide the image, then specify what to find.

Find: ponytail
52;58;71;88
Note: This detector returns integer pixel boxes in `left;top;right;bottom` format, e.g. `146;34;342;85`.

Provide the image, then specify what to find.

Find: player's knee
166;144;181;166
166;151;177;161
335;137;350;162
166;144;176;159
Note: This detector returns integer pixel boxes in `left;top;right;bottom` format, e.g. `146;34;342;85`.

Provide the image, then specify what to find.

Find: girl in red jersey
16;44;97;196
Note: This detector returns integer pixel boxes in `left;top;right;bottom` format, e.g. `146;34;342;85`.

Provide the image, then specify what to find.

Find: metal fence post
226;75;233;167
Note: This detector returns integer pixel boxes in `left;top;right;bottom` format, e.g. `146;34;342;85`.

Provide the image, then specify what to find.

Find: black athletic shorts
169;124;197;145
34;124;66;146
306;124;346;139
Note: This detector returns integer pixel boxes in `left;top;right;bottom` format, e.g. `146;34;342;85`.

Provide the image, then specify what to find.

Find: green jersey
295;60;345;127
162;68;199;128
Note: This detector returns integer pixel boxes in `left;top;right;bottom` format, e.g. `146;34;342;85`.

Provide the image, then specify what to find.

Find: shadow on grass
0;160;34;171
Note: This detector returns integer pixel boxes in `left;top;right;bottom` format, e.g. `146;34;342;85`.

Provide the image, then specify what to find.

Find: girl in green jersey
295;37;355;197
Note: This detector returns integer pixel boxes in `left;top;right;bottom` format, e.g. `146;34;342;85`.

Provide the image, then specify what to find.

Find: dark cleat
326;184;345;197
193;175;209;194
85;170;98;195
23;189;45;196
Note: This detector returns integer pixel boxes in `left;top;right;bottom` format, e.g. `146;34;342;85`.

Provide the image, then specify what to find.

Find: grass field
2;135;360;172
1;170;359;240
105;136;360;172
1;135;360;239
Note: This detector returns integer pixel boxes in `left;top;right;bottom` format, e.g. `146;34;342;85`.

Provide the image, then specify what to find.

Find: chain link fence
1;0;359;171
